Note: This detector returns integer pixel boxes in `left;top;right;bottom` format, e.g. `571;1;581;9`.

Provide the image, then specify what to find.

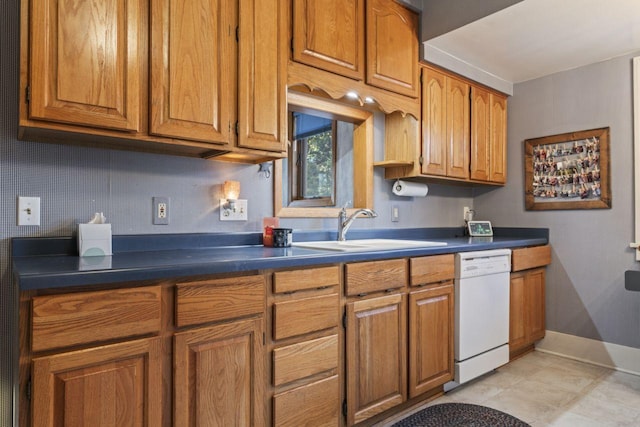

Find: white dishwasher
447;248;512;390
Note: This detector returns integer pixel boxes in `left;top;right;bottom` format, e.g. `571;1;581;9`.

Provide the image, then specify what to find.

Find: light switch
17;196;41;226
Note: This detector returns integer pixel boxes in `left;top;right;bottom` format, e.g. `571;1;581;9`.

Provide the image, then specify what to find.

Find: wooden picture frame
525;127;611;210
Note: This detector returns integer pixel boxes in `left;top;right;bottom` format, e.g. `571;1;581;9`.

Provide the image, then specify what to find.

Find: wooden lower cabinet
346;293;407;426
509;268;546;358
174;317;265;427
31;337;163;427
408;282;454;398
273;375;340;426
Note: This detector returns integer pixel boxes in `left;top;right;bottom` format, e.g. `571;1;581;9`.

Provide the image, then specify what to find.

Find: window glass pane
301;130;334;199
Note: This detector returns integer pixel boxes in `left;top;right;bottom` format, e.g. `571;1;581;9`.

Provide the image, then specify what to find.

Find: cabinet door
237;0;287;152
510;268;546;356
446;78;470;179
346;293;406;426
421;68;447;176
30;0;144;131
527;268;546;342
366;0;419;97
489;93;508;183
150;0;234;145
408;283;454;398
470;86;491;181
32;337;163;427
174;318;265;427
509;272;528;352
292;0;365;80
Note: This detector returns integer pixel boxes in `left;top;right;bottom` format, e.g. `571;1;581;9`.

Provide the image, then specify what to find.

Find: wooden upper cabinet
446;77;470;179
421;68;447;176
150;0;234;145
470;86;491;181
490;93;508;183
292;0;365;80
421;66;469;178
471;87;507;183
237;0;287;152
29;0;145;132
366;0;419;97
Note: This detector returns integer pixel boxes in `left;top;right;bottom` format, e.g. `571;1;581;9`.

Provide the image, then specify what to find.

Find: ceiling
424;0;640;93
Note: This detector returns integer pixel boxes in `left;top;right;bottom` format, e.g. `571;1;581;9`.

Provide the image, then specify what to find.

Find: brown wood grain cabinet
32;337;163;427
365;0;419;97
174;318;265;427
346;293;407;426
380;64;508;186
408;255;455;398
470;87;508;183
20;273;266;427
292;0;365;81
290;0;419;100
510;245;550;359
20;0;286;162
421;67;470;179
344;255;455;425
20;247;547;426
269;266;342;426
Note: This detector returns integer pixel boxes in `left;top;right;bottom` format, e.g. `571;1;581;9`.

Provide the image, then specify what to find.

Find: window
274;91;374;218
289;112;337;207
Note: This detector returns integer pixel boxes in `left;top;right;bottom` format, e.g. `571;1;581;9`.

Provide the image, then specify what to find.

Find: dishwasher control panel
455;249;512;279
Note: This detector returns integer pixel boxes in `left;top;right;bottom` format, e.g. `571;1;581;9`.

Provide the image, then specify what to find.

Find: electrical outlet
153;197;169;225
391;205;400;222
220;199;248;221
463;206;474;222
17;196;40;226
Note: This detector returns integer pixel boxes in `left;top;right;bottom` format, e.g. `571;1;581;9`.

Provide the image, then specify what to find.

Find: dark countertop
12;227;549;291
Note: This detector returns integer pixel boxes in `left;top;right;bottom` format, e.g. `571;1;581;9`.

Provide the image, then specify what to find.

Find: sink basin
292;238;447;252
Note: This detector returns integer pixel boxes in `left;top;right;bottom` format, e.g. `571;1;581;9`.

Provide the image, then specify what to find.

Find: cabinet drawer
345;259;408;296
176;275;265;327
410;254;455;286
274;375;340;427
273;266;340;294
273;294;339;340
31;286;161;352
512;245;551;272
273;334;338;387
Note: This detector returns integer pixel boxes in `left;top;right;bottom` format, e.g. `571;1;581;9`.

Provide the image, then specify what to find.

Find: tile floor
378;350;640;426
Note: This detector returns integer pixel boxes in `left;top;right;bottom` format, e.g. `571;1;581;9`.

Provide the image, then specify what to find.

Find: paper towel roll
392;180;428;197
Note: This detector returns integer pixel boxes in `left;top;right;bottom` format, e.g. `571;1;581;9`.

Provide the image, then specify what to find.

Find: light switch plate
17;196;41;226
220;199;248;221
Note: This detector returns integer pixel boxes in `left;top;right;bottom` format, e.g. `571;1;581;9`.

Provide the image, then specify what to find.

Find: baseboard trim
535;330;640;376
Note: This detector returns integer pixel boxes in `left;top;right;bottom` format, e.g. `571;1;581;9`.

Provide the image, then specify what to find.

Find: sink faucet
338;207;378;241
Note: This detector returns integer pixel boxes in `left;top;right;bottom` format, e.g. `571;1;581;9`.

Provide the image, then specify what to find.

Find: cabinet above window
289;0;421;119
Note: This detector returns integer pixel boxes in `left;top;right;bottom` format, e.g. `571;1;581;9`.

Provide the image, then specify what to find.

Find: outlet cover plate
220;199;248;221
153;197;169;225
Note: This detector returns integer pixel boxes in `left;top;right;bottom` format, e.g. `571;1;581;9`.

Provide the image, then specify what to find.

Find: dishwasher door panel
455;271;510;361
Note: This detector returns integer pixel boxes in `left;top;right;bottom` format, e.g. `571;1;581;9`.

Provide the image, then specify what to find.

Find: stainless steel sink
292;238;447;252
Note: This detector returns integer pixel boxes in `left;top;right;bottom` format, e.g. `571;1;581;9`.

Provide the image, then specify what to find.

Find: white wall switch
17;196;41;226
220;199;248;221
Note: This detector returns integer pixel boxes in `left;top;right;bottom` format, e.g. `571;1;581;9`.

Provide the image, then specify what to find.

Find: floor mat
391;403;530;427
